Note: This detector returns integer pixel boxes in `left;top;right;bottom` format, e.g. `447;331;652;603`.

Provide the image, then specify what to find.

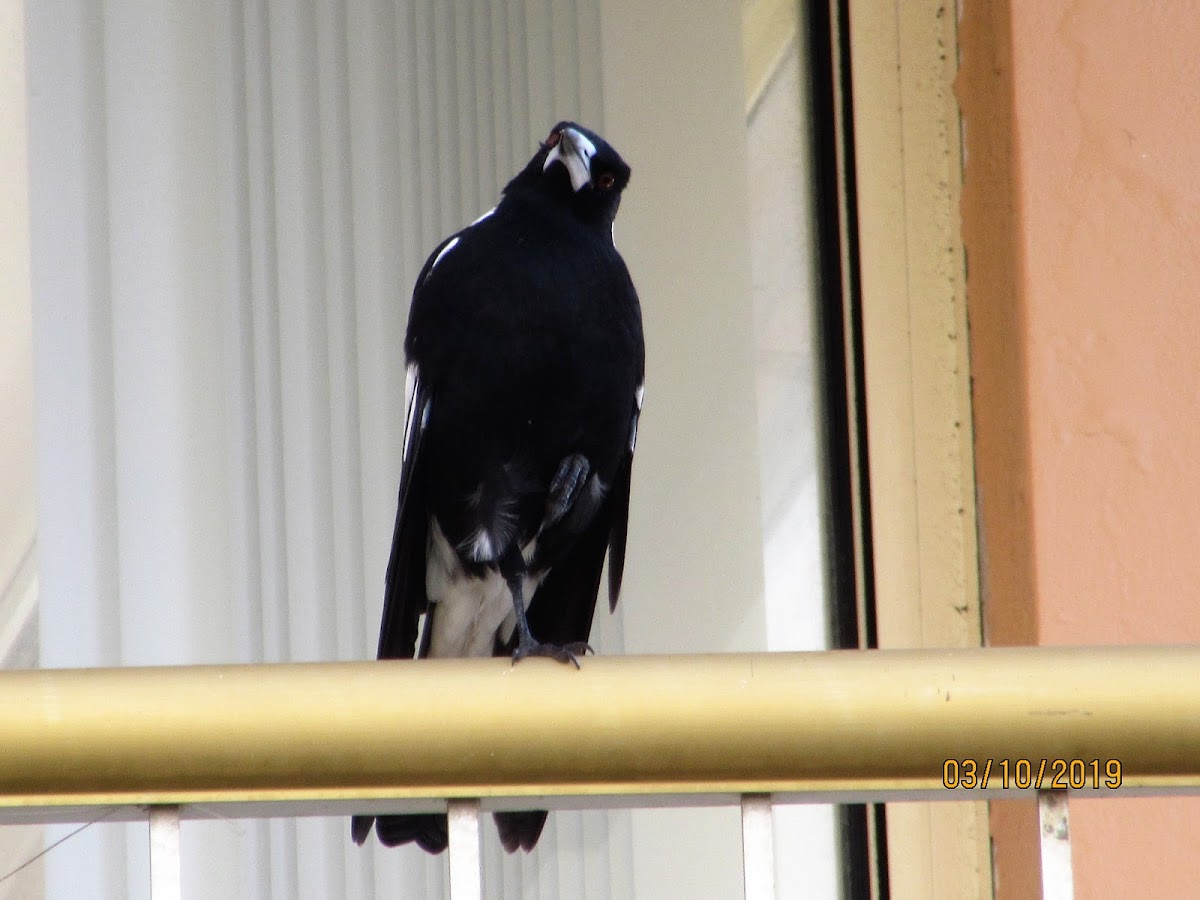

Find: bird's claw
511;640;593;669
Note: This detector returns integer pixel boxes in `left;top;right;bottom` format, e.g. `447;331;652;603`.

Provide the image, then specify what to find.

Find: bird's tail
352;810;548;854
352;813;449;854
495;810;548;853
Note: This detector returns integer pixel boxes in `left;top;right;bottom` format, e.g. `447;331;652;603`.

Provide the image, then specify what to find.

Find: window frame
829;0;991;896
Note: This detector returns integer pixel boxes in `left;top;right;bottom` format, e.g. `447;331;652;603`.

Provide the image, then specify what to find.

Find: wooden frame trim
843;0;991;897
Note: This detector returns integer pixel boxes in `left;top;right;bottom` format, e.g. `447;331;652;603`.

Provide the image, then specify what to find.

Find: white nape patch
543;127;597;192
470;206;496;226
426;520;542;658
430;236;459;273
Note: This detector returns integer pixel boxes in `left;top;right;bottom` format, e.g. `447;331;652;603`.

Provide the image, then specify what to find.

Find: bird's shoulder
405;198;637;362
430;194;626;278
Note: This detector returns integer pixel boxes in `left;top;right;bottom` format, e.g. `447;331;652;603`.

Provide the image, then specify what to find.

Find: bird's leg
500;545;591;668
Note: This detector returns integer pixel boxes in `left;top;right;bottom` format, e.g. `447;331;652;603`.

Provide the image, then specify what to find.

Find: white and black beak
543;126;598;192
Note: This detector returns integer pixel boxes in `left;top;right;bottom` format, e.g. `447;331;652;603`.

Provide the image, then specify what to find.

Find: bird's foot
511;640;593;669
544;455;591;530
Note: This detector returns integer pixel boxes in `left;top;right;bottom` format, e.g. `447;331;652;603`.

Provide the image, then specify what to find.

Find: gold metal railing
2;645;1198;819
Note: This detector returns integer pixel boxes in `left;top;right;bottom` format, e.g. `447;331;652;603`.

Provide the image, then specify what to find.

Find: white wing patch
420;209;492;289
402;364;420;460
630;383;645;451
429;236;459;273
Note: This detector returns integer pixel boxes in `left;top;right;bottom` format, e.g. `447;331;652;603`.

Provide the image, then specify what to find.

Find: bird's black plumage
352;123;644;854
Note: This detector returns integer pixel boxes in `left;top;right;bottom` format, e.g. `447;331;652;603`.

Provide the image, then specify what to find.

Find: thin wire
0;807;121;886
187;803;247;837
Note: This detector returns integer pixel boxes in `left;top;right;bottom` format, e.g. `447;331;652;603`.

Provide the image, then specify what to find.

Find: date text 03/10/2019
942;758;1123;790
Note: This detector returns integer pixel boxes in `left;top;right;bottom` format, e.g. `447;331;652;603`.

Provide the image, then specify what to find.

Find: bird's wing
375;365;433;660
606;388;641;611
374;222;472;660
522;392;641;647
352;366;436;846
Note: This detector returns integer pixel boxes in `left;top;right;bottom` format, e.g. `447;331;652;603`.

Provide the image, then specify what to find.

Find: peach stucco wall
1016;4;1200;649
961;1;1200;898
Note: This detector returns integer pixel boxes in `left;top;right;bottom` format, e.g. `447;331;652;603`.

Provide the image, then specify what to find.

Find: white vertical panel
279;0;349;891
453;0;480;220
597;0;767;896
488;0;513;187
506;0;530;164
0;0;36;672
412;0;438;252
500;839;519;897
523;0;551;127
746;28;840;899
575;0;605;130
448;801;483;900
102;0;233;671
536;818;561;900
264;3;329;893
0;0;39;893
550;0;580;117
226;0;267;671
148;808;182;900
1039;792;1074;900
268;0;335;665
241;0;291;668
316;0;364;664
394;0;426;281
348;0;405;672
429;0;456;239
106;0;245;890
469;0;496;207
27;0;121;674
741;796;776;900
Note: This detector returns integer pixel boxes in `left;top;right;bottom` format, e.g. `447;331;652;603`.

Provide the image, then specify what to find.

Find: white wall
0;0;35;669
747;33;841;900
597;3;765;897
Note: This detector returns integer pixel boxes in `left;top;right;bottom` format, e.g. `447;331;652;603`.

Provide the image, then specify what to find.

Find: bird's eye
545;130;562;148
596;172;616;190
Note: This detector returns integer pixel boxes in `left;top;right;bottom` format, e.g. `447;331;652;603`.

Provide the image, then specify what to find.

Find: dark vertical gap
832;0;890;889
808;0;857;658
805;0;886;897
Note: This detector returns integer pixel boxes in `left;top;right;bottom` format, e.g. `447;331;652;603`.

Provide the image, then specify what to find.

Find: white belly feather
425;519;542;658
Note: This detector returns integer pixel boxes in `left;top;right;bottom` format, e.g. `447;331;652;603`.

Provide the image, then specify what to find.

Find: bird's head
507;122;631;225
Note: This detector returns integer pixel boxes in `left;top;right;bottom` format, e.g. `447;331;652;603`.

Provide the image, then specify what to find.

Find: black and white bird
351;123;644;855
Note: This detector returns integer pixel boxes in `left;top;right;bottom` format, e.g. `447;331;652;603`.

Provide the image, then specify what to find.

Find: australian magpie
351;123;644;855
